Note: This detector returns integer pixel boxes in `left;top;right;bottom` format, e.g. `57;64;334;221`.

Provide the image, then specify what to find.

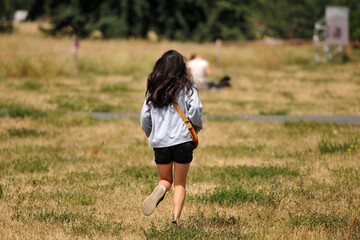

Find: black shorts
154;141;194;164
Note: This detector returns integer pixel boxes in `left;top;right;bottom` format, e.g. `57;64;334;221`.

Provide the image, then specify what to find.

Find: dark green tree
0;0;13;32
6;0;360;41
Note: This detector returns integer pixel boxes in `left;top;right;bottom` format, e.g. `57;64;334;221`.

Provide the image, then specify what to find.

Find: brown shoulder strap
172;101;189;124
172;101;199;149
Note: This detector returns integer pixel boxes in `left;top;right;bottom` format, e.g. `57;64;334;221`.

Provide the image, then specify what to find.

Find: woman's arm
205;65;212;77
140;100;152;137
187;88;203;133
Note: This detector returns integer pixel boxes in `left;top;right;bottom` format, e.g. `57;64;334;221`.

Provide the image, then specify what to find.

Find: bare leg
156;163;173;191
172;162;190;223
142;163;173;216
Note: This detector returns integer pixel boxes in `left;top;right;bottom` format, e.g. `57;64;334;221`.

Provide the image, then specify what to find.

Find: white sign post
73;36;79;72
325;6;349;46
313;6;349;63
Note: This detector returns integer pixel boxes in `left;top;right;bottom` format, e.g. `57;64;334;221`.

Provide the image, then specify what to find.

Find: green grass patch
190;165;300;183
283;120;334;129
0;148;82;175
18;80;43;91
205;212;239;227
12;156;51;173
50;95;120;112
288;213;348;230
67;115;107;126
120;166;159;191
33;211;77;223
259;109;289;115
64;170;102;184
0;101;47;118
318;138;359;154
126;141;155;158
0;57;73;78
250;101;266;109
332;167;360;188
143;213;246;239
71;217;123;236
78;56;110;75
280;91;295;101
29;211;123;237
205;115;242;122
196;186;271;205
205;99;266;110
8;128;47;137
100;83;137;93
234;101;247;107
200;144;265;159
33;191;98;206
63;192;97;206
44;112;114;127
313;77;335;84
121;166;158;182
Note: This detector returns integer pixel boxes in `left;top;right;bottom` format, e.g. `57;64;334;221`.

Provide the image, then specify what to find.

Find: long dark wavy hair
145;50;194;108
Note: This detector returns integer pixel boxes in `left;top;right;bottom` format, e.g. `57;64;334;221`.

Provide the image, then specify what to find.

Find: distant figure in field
187;54;212;89
141;50;203;225
188;53;231;90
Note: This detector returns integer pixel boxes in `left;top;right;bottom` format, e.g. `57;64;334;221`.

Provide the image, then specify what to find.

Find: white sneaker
142;185;166;216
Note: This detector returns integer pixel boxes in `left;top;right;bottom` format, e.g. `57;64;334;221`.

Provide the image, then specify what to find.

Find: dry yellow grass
0;23;360;239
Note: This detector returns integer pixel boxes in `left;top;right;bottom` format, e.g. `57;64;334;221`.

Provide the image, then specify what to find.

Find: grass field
0;23;360;239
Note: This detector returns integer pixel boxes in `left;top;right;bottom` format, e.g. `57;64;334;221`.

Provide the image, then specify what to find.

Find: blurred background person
188;54;213;89
188;53;231;90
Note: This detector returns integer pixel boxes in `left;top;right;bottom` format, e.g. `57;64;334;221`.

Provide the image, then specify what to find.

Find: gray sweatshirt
140;87;203;148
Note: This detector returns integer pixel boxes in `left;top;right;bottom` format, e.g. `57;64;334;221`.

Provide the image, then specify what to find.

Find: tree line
1;0;359;41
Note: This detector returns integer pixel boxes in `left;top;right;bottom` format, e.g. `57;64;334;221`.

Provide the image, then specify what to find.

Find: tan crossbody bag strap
172;101;198;149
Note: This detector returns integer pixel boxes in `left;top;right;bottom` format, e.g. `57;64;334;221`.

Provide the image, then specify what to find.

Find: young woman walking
140;50;203;224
